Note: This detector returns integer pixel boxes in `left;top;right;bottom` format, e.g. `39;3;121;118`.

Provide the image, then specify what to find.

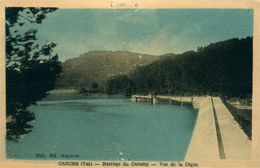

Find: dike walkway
132;95;251;160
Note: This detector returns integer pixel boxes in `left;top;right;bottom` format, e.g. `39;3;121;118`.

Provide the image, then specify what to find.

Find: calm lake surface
7;93;197;161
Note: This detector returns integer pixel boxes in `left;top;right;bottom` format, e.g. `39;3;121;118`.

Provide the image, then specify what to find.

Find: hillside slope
56;51;159;89
106;37;252;98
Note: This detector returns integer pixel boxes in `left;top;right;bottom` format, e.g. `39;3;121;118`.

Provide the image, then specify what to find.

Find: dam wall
132;95;251;160
185;97;220;160
185;97;251;160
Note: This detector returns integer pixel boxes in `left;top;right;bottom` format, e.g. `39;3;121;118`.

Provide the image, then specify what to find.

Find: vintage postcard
0;0;260;167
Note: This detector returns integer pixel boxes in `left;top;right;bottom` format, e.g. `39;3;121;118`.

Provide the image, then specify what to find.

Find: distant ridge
56;51;159;89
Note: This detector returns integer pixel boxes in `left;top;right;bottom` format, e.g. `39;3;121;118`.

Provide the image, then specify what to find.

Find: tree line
105;37;252;98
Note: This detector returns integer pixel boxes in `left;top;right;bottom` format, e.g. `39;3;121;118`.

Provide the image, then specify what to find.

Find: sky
33;9;253;62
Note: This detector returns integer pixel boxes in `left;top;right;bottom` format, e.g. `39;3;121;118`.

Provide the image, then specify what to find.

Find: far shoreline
48;88;79;94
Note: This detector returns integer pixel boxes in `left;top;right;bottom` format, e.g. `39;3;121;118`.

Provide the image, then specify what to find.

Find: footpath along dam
131;95;251;160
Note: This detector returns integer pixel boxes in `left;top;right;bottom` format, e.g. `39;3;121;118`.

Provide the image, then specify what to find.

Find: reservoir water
6;93;197;161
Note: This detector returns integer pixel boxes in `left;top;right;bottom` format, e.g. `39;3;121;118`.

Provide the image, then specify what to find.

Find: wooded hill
105;37;252;98
55;51;159;91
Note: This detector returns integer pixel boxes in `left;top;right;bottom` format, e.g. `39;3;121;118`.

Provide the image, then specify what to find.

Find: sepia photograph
1;0;260;167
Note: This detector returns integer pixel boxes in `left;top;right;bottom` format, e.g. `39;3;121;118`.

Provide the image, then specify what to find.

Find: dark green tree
105;74;133;96
105;37;252;98
6;7;61;141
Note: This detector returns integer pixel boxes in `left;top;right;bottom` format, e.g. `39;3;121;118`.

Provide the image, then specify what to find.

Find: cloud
35;9;253;61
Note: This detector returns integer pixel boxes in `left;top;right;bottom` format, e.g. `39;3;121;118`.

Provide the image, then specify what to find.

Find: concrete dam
131;95;251;160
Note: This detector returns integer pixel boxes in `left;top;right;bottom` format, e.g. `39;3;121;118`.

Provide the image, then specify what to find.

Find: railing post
153;96;158;104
